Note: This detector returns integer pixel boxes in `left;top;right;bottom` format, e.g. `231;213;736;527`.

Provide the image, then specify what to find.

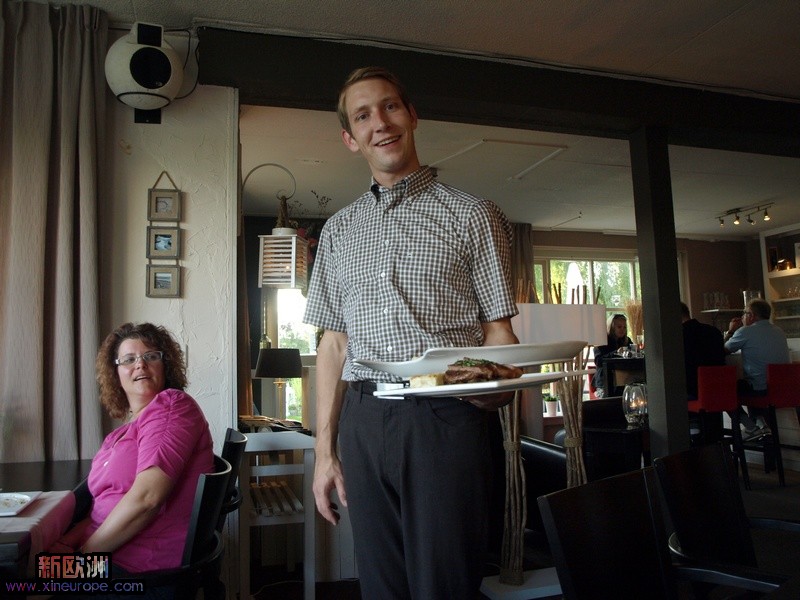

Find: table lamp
253;348;302;419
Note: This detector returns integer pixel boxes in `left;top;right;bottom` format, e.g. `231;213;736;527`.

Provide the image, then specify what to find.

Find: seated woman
53;322;213;583
592;313;633;397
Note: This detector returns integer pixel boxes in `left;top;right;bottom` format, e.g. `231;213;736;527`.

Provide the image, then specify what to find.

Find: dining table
0;459;91;580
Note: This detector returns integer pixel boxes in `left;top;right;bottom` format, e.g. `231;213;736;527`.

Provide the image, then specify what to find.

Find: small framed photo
146;226;180;259
148;189;181;221
146;265;181;298
795;243;800;270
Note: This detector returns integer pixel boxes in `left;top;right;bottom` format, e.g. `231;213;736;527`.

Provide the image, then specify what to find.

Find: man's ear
408;103;418;129
341;128;360;153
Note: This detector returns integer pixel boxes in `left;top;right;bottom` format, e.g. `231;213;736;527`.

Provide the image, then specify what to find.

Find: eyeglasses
115;351;163;366
742;311;753;317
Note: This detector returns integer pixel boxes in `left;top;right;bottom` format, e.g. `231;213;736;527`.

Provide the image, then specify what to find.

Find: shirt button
383;308;389;314
386;345;393;352
380;272;386;278
384;240;390;246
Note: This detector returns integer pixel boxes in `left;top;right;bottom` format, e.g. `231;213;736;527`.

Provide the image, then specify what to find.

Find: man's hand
464;390;515;410
313;453;347;526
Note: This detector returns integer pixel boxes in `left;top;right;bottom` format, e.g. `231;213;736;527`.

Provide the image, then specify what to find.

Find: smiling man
304;67;518;599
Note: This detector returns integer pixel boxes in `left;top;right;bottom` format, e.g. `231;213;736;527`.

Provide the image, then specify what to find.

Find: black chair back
653;443;758;567
182;455;232;566
218;428;247;530
538;468;676;599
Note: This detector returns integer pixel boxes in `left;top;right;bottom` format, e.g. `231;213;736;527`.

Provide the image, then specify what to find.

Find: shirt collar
369;166;435;206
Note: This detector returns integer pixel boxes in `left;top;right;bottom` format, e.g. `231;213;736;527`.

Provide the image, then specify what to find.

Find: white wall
100;83;239;443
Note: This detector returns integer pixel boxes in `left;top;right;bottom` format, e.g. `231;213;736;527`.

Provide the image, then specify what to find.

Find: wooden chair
740;363;800;486
653;443;800;589
218;428;247;531
688;365;750;489
537;467;786;599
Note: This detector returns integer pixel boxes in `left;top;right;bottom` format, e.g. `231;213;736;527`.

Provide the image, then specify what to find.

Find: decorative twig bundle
498;391;526;585
554;352;588;488
625;301;644;339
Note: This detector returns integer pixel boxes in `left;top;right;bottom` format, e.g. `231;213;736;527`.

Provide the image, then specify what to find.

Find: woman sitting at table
592;313;633;398
53;322;213;581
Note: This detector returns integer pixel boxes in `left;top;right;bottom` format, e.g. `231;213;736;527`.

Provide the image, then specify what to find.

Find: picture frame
768;246;779;271
146;226;181;259
795;243;800;270
148;189;181;221
146;265;181;298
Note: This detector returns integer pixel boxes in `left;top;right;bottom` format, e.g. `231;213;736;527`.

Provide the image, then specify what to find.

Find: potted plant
542;392;559;417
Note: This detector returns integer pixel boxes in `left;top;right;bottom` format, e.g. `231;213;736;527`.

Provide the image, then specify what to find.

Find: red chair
739;363;800;487
688;365;750;489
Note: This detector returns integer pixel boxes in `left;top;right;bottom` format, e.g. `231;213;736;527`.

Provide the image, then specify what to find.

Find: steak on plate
443;358;522;384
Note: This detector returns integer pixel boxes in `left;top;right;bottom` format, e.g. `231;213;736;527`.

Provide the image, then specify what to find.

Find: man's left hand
463;391;514;410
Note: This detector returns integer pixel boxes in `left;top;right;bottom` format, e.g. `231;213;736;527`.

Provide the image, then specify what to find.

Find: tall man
724;298;790;439
304;67;518;599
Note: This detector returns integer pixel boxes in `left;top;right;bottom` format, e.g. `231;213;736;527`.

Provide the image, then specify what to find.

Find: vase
622;382;648;428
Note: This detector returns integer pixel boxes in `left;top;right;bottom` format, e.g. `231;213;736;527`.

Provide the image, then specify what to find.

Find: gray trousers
339;386;491;600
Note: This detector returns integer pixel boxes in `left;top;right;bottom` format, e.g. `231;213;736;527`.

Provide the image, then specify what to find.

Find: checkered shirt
303;166;517;382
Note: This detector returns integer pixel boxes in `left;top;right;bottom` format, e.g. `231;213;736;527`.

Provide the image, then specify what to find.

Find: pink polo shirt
85;389;213;572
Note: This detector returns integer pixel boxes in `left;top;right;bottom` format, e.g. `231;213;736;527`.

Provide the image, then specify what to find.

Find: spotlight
747;214;755;225
733;214;740;225
718;217;724;227
764;209;771;221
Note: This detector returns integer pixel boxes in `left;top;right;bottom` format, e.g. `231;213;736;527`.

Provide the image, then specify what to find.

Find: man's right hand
313;452;347;526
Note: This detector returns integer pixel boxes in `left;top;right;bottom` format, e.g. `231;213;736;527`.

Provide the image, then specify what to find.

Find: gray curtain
0;1;107;461
511;222;536;302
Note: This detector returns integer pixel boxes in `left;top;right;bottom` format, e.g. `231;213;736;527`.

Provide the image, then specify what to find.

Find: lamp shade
254;348;303;379
512;304;607;346
258;234;308;291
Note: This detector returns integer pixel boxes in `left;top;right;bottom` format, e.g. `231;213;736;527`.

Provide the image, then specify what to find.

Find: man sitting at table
681;302;725;443
681;302;725;399
724;298;790;441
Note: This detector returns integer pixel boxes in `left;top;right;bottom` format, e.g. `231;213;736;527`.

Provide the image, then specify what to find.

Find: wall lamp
716;202;774;227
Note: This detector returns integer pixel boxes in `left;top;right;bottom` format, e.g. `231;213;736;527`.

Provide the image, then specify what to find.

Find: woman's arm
80;466;174;553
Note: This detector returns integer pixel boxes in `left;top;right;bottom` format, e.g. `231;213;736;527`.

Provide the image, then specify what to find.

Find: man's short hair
337;67;413;135
748;298;771;320
680;302;691;319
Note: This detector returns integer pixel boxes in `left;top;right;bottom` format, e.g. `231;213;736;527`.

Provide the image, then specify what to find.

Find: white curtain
0;1;107;462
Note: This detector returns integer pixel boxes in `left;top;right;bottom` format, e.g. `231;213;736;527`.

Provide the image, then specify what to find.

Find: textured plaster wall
100;84;238;446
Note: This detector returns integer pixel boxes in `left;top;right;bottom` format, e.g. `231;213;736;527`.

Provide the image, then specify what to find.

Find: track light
716;202;774;228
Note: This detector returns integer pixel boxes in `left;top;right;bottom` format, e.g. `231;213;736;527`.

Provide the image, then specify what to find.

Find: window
276;288;317;420
534;249;641;321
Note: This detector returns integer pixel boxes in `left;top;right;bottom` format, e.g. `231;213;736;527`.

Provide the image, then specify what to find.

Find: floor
249;461;800;600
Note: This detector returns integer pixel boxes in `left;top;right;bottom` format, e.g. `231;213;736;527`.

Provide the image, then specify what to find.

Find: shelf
767;267;800;279
701;309;743;314
773;297;800;303
775;316;800;321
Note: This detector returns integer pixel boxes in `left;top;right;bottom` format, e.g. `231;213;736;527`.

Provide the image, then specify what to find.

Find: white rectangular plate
374;370;588;398
0;491;42;517
354;341;586;379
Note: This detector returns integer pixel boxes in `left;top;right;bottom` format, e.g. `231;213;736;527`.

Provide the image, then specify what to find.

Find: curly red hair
96;322;187;419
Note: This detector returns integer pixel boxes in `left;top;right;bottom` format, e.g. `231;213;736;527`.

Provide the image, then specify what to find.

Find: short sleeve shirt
725;320;790;390
303;166;518;381
86;389;214;572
